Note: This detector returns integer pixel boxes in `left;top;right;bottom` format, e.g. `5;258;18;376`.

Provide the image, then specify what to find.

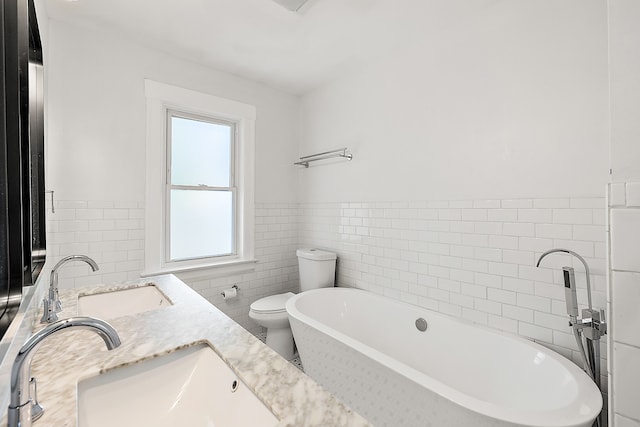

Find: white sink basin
77;285;172;320
77;344;279;427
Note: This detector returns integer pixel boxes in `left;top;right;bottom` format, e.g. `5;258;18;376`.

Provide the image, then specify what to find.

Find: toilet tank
297;248;337;291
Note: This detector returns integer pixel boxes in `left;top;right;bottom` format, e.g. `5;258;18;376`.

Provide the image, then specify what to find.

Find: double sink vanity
1;274;370;427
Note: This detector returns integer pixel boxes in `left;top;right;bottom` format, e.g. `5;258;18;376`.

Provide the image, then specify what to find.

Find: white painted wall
46;20;299;204
299;0;609;203
608;1;640;425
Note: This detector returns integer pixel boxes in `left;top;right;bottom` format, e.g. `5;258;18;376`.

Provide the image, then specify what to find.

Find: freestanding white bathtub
286;287;602;427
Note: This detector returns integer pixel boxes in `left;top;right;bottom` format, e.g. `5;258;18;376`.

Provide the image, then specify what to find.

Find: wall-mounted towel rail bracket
294;148;353;168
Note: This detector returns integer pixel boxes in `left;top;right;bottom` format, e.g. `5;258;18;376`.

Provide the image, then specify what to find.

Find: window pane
169;189;233;260
171;116;232;187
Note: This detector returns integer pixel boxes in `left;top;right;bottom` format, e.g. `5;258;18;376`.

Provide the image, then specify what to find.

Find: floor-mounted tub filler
286;287;602;427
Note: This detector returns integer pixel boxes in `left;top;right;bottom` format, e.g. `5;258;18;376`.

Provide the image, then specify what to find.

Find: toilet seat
250;292;295;315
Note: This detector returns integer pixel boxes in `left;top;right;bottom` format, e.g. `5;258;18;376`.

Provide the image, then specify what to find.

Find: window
167;111;236;261
144;81;256;275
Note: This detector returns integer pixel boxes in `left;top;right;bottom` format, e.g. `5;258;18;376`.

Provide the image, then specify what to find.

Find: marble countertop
6;275;370;427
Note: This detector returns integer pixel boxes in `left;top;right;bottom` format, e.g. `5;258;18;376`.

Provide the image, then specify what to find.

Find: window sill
141;258;257;281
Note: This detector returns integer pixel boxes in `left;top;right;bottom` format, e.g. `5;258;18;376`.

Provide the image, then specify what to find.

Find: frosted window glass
169;190;233;260
171;116;232;187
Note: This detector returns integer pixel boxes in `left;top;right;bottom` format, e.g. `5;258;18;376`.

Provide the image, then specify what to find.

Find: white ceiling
42;0;486;95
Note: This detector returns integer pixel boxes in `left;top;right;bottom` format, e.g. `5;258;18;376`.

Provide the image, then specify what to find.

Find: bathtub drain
415;318;428;332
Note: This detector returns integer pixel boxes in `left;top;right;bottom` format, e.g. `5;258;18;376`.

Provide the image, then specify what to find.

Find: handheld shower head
561;266;579;319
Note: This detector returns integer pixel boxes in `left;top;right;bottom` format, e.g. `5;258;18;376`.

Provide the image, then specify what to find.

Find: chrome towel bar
294;148;352;168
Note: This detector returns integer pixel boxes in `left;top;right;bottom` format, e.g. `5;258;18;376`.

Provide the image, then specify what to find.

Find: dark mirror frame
0;0;45;340
26;0;45;284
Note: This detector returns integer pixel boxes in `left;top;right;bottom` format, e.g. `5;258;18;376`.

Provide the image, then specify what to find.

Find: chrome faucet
42;255;99;323
536;248;606;427
7;317;121;427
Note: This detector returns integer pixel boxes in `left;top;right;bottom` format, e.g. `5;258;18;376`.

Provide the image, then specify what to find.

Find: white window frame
143;80;256;276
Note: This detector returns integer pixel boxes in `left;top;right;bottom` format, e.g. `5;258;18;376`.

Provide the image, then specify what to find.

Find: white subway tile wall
47;197;611;413
46;201;299;333
609;182;640;426
611;209;640;271
299;198;608;390
46;200;146;286
626;182;640;207
610;183;626;207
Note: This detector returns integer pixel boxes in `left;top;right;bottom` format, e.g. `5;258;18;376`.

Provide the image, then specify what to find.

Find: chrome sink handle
42;255;99;323
8;317;121;427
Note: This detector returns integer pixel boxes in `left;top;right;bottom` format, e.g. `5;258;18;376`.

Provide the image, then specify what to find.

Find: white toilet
249;248;336;359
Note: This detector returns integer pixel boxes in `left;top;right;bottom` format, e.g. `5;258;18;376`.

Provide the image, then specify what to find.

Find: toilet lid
250;292;295;314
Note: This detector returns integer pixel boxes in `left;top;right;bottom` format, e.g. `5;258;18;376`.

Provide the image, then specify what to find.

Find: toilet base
266;326;294;360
